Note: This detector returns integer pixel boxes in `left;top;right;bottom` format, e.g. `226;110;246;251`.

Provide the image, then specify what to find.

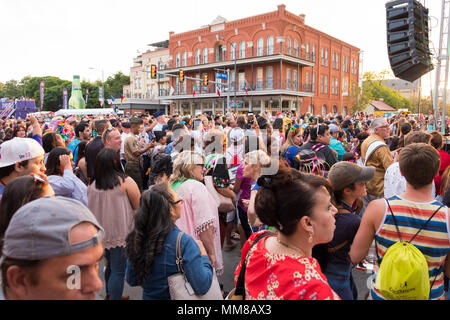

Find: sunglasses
170;199;184;205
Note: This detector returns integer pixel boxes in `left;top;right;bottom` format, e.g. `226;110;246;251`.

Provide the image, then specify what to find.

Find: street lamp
219;37;237;113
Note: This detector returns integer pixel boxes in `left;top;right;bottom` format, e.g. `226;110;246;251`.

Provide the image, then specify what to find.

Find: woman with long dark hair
87;147;140;300
125;183;214;300
0;175;54;251
46;147;88;206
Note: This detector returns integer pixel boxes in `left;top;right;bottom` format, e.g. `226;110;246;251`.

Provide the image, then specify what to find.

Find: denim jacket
125;225;213;300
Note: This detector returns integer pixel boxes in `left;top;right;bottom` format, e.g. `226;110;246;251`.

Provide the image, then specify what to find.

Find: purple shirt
236;163;253;212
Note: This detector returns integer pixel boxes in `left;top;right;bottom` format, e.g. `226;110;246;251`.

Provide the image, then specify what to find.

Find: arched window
202;48;208;64
230;42;237;60
308;104;314;114
294;40;299;57
267;36;274;55
195;49;201;65
343;107;348;116
332;105;337;114
322;105;327;116
239;41;246;59
257;38;264;56
287;38;292;55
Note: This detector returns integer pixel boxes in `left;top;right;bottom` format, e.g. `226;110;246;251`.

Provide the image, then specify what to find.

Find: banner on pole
39;80;45;111
62;87;68;109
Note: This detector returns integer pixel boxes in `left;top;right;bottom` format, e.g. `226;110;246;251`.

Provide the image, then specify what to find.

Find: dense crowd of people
0;108;449;301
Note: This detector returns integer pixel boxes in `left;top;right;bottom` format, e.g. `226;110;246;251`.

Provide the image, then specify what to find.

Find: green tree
357;71;411;111
104;72;130;99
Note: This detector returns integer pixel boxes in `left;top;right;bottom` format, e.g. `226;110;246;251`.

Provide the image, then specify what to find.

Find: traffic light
151;65;157;79
386;0;433;82
179;70;184;83
204;74;208;86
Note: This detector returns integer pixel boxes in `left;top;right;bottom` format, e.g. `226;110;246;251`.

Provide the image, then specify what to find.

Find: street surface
95;237;371;300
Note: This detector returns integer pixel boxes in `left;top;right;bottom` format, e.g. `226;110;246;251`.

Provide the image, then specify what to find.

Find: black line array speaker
386;0;434;82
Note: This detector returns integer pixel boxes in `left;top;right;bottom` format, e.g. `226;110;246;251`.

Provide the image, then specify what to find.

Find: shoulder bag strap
235;232;275;298
175;232;185;274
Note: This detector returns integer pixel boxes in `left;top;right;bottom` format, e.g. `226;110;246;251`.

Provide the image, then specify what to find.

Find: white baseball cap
0;138;45;168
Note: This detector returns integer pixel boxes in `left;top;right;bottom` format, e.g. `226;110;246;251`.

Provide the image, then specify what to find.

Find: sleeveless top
87;183;135;250
372;196;450;300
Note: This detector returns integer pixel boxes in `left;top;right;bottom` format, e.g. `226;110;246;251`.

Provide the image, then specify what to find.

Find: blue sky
0;0;443;95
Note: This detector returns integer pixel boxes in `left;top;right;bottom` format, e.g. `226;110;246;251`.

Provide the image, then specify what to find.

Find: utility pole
433;0;450;134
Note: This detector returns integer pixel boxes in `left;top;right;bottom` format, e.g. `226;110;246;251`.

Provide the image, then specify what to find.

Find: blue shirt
329;137;346;161
67;139;81;165
125;225;213;300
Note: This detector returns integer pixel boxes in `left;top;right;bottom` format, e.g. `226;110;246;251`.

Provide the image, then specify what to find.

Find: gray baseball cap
0;197;104;262
328;161;375;191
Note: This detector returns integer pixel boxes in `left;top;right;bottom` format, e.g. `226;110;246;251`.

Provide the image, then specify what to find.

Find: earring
308;233;313;243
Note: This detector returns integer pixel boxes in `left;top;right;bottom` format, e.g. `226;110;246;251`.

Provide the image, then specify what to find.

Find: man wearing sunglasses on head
360;117;396;216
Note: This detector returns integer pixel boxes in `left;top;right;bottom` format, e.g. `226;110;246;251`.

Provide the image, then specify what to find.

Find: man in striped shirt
350;143;450;300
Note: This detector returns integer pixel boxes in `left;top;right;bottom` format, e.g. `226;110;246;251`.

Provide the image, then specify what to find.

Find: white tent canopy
54;108;123;116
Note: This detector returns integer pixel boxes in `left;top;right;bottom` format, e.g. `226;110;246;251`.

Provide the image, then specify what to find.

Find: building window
332;53;336;69
266;66;273;89
294;40;299;57
239;41;246;59
146;66;150;80
176;53;180;68
320;75;324;93
286;69;291;90
336;53;339;70
256;67;263;89
267;36;274;55
239;72;246;91
306;44;310;60
321;48;324;65
195;49;201;65
312;45;316;63
287;38;292;55
322;105;327;116
308;104;314;114
230;43;236;60
305;72;310;91
230;70;236;91
324;76;328;94
182;52;187;67
203;48;208;64
257;38;264;56
325;50;329;67
293;70;298;91
312;72;316;93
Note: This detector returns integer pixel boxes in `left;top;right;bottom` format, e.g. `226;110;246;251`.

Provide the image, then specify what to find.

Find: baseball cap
153;111;165;118
0;197;104;263
0;137;45;168
329;123;339;133
328;162;375;191
229;128;245;143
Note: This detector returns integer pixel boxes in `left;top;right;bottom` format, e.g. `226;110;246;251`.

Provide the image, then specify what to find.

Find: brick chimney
299;14;305;24
278;4;286;16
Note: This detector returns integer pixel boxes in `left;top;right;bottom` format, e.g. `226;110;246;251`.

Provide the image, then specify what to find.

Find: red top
234;231;340;300
434;149;450;195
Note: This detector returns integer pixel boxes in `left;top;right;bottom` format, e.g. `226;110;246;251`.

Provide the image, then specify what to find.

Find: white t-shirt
384;162;436;199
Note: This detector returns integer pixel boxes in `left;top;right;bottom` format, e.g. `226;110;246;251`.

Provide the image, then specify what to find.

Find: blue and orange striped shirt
372;196;450;300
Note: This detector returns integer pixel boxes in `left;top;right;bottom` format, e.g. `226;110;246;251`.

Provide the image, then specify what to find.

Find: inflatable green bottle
68;75;85;109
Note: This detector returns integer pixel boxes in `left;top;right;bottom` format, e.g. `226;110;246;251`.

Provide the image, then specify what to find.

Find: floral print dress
234;231;341;300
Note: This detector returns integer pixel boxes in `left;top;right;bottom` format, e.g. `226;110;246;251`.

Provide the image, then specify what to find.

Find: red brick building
161;4;360;116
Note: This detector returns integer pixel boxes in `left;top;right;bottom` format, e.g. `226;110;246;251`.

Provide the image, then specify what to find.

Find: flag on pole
121;96;125;105
193;85;196;97
245;85;249;96
217;88;221;97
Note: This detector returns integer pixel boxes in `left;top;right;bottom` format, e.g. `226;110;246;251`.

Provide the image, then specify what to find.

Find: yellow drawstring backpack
375;200;442;300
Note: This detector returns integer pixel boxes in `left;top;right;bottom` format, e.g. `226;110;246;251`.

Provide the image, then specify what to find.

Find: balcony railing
161;80;313;97
170;43;314;69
